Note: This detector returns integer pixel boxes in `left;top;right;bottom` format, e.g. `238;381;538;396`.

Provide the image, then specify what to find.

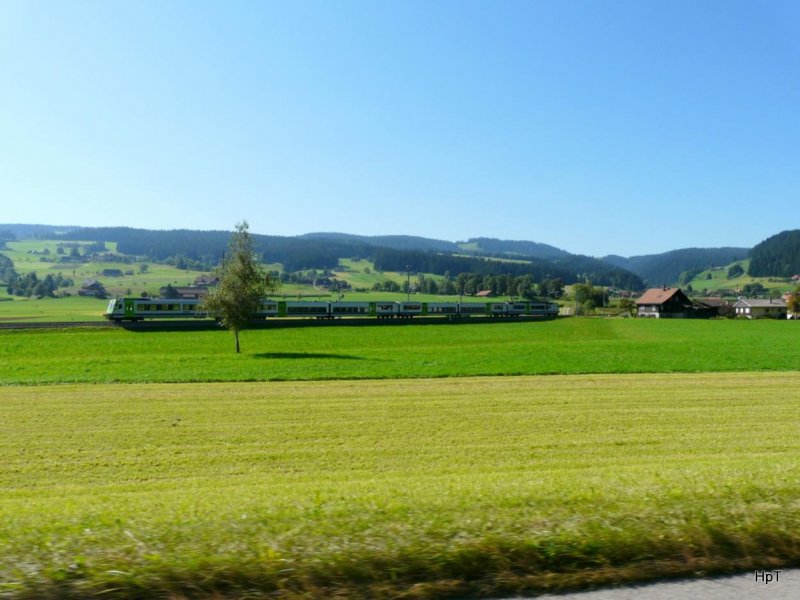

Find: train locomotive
104;297;559;322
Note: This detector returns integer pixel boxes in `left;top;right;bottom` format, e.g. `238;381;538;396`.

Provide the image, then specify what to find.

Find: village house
78;279;108;298
193;275;220;287
158;285;209;299
733;298;787;319
693;297;733;318
635;287;695;318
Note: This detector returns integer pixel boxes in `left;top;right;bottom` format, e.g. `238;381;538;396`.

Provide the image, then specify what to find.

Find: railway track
0;320;115;330
0;315;557;331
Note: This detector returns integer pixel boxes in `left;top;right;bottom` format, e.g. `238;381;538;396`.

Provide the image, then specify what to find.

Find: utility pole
406;265;411;301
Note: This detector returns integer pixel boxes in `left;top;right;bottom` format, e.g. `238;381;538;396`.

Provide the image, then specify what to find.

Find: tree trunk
234;330;240;354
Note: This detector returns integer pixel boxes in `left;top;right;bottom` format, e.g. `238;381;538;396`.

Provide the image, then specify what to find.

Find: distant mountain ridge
458;237;570;261
0;223;81;238
603;247;751;287
8;223;800;288
1;224;643;289
300;232;459;252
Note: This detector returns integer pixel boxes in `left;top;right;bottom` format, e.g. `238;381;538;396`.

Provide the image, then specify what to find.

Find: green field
0;296;109;323
2;239;208;299
2;374;799;598
3;319;800;598
1;318;799;385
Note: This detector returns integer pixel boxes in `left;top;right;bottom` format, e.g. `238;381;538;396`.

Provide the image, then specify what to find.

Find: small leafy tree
200;221;278;353
786;291;800;317
727;264;744;279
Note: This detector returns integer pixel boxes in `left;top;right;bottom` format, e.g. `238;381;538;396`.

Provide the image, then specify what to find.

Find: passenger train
104;297;559;322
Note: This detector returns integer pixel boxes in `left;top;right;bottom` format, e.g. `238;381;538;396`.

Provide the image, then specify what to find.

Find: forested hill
748;230;800;277
299;232;459;252
49;226;644;289
459;238;570;260
55;227;374;272
603;247;750;286
373;248;644;289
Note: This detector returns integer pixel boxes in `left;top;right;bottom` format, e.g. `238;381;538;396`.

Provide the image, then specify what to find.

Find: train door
124;299;137;319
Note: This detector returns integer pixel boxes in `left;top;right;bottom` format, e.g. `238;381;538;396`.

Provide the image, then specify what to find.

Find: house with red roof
635;287;695;318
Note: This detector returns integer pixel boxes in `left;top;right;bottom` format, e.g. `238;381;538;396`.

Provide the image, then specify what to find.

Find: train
104;297;560;322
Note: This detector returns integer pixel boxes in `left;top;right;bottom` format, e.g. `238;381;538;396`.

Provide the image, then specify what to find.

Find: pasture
0;296;109;323
1;318;799;385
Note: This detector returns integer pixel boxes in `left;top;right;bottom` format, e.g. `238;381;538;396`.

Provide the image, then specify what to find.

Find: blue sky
1;1;798;257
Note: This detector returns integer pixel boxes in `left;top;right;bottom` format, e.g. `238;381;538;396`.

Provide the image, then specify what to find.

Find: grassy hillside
686;259;798;296
1;242;456;317
2;240;207;297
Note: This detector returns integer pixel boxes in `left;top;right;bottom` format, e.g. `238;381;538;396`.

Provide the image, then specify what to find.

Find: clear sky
1;1;798;257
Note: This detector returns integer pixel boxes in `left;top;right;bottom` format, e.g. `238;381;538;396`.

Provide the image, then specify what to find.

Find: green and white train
104;297;559;322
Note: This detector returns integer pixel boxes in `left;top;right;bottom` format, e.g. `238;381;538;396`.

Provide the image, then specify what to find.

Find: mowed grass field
2;374;800;599
2;319;800;598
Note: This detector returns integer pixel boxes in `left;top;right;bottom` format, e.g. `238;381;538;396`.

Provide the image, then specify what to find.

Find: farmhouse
693;297;732;318
193;275;219;287
733;298;786;319
159;285;209;299
78;279;108;298
635;287;695;318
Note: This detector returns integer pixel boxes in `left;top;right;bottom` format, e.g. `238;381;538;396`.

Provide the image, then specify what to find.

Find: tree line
5;272;74;298
370;272;565;299
0;254;17;285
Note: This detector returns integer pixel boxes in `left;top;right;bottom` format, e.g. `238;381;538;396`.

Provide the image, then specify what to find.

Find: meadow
2;374;799;599
0;296;109;323
1;318;799;385
2;318;800;598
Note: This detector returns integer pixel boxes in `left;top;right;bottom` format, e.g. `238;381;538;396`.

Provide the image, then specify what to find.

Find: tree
787;291;800;317
727;264;744;279
200;221;279;353
741;282;766;297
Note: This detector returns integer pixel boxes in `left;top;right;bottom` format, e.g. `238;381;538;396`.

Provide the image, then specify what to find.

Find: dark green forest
748;230;800;277
373;248;643;289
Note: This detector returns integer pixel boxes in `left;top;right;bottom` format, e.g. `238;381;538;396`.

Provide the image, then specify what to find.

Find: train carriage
506;302;529;315
281;301;330;318
329;302;372;318
375;302;399;319
397;302;423;318
458;302;489;316
427;302;459;316
257;301;279;318
105;297;202;321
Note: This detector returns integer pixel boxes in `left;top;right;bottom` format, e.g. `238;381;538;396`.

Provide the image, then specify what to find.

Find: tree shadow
253;352;367;361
